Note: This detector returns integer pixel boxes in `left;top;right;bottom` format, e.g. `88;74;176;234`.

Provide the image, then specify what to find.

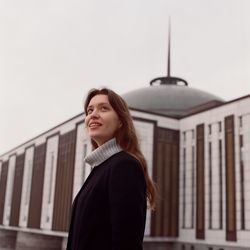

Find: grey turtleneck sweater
85;138;122;169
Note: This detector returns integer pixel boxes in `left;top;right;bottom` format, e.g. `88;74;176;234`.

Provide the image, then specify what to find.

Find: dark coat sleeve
108;156;146;250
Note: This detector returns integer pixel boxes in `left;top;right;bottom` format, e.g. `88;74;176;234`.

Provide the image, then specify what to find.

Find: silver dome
122;80;224;118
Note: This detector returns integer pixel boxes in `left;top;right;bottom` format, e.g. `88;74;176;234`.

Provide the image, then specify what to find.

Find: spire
167;18;171;77
150;19;188;86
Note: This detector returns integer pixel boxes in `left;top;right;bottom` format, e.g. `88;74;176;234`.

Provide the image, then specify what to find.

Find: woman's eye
101;106;108;111
87;109;93;114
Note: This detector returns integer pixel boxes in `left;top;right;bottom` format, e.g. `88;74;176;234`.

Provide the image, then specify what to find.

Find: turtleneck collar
84;138;122;168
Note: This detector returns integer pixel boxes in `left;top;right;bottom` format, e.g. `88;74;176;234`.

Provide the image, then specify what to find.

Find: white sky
1;0;250;155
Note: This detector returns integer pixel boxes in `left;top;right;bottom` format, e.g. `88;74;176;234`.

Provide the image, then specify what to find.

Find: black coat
66;151;147;250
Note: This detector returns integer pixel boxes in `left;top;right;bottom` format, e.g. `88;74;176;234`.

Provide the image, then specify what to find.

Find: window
7;160;15;207
25;160;33;206
182;147;186;228
208;142;212;229
239;135;245;230
219;139;223;229
48;152;55;204
191;146;195;228
239;116;243;128
208;124;212;135
218;121;222;132
82;144;88;182
183;132;186;142
192;129;195;139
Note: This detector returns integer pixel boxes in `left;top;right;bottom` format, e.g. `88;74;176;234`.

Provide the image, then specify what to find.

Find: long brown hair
84;88;156;209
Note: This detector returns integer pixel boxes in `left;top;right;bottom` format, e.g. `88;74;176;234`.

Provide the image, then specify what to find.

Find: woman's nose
90;109;100;118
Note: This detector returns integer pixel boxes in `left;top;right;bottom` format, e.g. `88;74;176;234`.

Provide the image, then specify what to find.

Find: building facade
1;82;250;250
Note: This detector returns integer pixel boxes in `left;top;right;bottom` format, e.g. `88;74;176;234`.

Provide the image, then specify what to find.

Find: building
1;74;250;250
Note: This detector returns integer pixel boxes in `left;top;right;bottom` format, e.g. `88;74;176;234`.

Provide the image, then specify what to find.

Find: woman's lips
89;122;102;128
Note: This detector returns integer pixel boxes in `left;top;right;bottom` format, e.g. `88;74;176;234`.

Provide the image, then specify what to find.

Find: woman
67;88;156;250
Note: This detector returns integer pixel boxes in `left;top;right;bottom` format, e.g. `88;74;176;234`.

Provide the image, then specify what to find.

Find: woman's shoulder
108;151;143;175
108;151;146;189
111;151;140;165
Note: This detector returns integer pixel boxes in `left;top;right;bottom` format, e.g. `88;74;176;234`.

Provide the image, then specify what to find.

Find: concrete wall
15;231;62;250
0;229;16;250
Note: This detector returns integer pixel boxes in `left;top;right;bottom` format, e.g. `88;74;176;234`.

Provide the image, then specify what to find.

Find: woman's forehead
88;94;110;106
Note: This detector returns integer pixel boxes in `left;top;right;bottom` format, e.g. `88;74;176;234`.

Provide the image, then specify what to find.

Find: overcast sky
1;0;250;155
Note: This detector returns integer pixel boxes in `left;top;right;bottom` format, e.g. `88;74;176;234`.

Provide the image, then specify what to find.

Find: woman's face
85;94;121;146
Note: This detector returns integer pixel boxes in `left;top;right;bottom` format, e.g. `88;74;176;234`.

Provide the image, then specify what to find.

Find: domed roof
123;28;225;118
122;76;224;118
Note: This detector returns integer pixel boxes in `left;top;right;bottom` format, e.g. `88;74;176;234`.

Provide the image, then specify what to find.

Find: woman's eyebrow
97;102;110;106
87;102;110;108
